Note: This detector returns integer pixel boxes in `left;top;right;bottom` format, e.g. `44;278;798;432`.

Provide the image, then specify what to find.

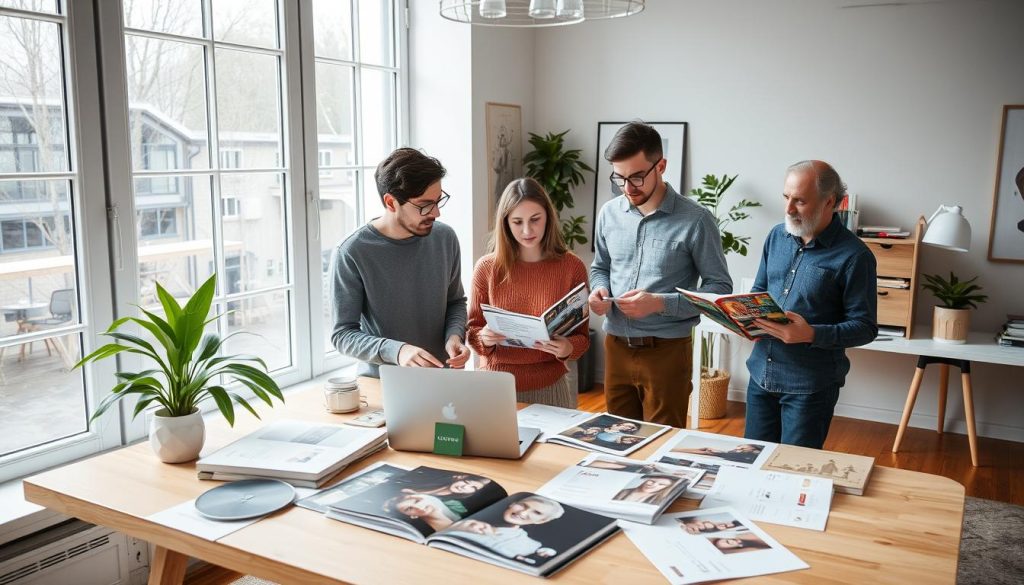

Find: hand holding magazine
328;466;618;577
481;282;589;347
537;453;705;523
678;288;788;339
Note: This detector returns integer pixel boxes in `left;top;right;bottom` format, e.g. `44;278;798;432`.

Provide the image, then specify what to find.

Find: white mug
323;377;363;413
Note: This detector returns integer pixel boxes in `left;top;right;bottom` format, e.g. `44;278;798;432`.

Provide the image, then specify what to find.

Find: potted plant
689;174;762;418
523;130;594;249
921;272;987;344
75;274;284;463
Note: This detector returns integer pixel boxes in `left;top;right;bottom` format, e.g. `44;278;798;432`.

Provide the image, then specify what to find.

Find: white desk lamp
921;205;971;252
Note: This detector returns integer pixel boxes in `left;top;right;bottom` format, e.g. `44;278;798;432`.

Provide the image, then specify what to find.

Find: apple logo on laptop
442;402;458;421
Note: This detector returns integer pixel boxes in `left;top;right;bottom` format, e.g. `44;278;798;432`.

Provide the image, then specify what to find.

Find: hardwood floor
580;386;1024;506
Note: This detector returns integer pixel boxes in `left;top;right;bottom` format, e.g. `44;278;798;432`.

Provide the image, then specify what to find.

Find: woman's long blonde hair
490;177;567;283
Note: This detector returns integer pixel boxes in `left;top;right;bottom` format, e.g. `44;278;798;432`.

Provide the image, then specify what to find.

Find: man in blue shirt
745;160;877;448
589;122;732;427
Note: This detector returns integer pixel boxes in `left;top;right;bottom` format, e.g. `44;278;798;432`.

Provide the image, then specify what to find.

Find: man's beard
399;215;434;237
784;206;827;239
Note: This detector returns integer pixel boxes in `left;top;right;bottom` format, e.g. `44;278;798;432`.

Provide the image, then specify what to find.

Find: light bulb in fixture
479;0;506;19
529;0;557;19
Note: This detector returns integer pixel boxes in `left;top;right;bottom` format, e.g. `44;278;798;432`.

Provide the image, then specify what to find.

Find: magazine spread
647;430;777;495
546;412;672;456
196;419;388;485
296;462;411;513
699;468;833;531
677;288;788;339
621;507;809;584
327;466;618;576
536;453;705;524
481;281;589;347
515;404;594;442
759;444;875;495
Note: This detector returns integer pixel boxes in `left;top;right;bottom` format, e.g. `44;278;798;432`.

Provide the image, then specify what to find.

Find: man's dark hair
375;147;447;205
604;121;663;163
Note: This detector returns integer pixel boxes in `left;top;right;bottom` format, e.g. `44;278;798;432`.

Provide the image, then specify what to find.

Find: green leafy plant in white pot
75;274;284;463
921;272;987;344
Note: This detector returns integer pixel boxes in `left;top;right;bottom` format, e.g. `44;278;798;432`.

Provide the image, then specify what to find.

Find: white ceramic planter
149;408;205;463
932;306;970;344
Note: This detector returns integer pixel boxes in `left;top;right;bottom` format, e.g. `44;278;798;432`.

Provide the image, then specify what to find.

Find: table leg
148;546;188;585
689;329;702;430
893;366;926;453
936;363;949;434
961;372;979;467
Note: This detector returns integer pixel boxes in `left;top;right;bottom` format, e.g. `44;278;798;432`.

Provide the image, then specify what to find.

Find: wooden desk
24;378;965;585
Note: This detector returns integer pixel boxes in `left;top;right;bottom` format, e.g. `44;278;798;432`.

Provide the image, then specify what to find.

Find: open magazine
516;404;595;442
678;288;788;339
537;453;704;524
481;282;589;347
296;462;411;513
621;507;809;584
328;466;618;577
647;430;777;496
546;412;672;456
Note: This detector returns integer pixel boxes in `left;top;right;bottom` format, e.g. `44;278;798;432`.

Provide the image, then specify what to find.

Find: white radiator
0;520;149;585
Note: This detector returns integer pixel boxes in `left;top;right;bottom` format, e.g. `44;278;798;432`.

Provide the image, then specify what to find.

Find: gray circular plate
195;479;296;521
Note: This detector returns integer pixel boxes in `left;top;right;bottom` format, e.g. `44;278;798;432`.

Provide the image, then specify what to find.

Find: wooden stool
892;356;978;466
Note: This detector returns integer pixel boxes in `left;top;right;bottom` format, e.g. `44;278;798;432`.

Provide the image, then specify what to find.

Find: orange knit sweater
467;253;591;392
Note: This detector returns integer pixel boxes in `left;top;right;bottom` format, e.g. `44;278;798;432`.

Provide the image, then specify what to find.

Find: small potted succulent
921;272;988;344
75;274;284;462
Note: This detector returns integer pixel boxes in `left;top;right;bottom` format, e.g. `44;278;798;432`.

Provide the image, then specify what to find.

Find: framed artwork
592;121;688;247
485;102;523;229
987;105;1024;263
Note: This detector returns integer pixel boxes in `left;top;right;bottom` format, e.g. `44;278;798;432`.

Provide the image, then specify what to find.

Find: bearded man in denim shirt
745;161;877;449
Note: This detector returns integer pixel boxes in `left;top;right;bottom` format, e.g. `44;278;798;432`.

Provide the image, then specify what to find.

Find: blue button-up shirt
591;185;733;338
746;214;878;393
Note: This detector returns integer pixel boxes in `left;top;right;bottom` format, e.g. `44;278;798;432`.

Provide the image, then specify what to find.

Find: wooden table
24;378;965;584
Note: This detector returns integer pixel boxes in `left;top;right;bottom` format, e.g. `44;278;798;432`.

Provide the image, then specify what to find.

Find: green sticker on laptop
433;422;465;456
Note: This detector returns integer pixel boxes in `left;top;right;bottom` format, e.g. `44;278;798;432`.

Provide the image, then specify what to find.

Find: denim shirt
746;214;878;393
591;184;733;338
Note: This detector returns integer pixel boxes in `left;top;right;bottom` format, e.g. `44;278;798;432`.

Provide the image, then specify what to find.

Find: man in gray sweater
330;148;469;377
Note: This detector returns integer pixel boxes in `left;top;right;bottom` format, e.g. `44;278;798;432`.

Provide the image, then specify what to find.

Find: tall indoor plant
921;272;987;344
75;274;284;462
523;130;594;249
689;174;762;418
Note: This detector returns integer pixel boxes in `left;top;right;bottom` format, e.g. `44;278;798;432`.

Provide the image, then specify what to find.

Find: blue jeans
743;378;841;449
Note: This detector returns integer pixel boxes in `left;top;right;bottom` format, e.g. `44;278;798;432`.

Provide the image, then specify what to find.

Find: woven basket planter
698;369;730;419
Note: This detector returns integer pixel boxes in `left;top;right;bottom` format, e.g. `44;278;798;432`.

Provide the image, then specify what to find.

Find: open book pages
481;281;589;347
677;288;788;340
196;420;388;484
621;507;809;584
759;444;875;496
427;492;619;577
646;430;778;496
699;468;833;531
296;462;411;513
545;412;672;456
515;404;594;442
536;453;705;524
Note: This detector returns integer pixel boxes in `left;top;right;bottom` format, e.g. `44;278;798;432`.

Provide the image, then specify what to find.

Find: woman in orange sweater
467;178;590;408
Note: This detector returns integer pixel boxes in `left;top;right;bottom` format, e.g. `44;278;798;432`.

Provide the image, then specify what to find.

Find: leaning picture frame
592;121;688;248
987;105;1024;263
485;102;523;229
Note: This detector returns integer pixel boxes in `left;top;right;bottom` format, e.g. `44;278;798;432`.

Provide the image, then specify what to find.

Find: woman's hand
534;335;573;359
478;326;507;348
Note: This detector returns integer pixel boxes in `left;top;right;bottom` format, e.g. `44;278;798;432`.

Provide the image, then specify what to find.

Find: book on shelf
858;229;909;239
196;419;387;488
543;412;672;456
536;453;705;524
481;282;589;347
677;288;789;340
758;444;874;496
699;468;834;531
620;506;809;584
327;465;619;577
876;325;906;338
876;277;911;289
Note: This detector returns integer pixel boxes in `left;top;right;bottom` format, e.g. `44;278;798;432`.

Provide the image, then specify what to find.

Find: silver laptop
380;365;541;459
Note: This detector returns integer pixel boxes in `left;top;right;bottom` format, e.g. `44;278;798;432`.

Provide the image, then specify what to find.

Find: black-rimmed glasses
405;191;450;216
610;159;662;188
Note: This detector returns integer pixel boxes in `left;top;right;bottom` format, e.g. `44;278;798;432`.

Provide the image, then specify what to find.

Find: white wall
526;0;1024;440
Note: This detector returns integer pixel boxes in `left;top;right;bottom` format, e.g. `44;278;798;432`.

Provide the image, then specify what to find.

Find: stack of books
196;419;388;487
857;225;910;239
996;315;1024;348
877;277;910;289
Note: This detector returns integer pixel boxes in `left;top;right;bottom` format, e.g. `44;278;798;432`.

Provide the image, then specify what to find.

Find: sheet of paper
699;468;833;531
516;404;593;442
646;429;777;494
147;499;262;541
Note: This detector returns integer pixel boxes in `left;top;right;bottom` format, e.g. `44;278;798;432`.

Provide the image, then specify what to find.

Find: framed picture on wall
987;104;1024;263
592;121;688;248
485;102;523;229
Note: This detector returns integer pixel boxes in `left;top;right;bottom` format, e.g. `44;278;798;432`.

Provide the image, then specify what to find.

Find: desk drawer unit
866;241;915;278
877;288;911;327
